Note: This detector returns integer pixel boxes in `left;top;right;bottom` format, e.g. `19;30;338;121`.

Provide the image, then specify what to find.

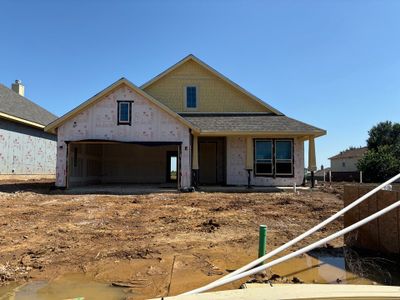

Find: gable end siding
143;60;271;113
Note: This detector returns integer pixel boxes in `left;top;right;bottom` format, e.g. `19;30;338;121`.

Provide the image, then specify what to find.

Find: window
275;140;293;175
186;86;197;108
117;101;132;125
255;140;273;175
254;139;294;176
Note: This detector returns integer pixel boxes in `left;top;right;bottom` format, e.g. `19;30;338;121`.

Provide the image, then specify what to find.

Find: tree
366;121;400;150
358;121;400;182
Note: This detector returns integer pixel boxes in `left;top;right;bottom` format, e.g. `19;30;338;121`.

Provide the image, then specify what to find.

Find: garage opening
67;141;181;189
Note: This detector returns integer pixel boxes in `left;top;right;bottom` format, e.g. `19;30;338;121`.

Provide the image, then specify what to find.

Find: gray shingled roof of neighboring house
329;147;368;160
0;83;57;126
179;113;325;134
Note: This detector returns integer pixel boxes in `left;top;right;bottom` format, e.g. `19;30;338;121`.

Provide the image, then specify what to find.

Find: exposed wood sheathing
344;185;400;255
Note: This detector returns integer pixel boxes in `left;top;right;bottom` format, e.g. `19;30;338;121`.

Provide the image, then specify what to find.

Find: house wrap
46;55;325;189
0;80;57;177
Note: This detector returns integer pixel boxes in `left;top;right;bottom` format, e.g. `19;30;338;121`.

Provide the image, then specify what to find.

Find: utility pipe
184;172;400;294
258;225;267;262
182;199;400;295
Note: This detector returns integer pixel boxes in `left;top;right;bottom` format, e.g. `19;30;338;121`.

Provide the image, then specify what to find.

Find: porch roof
180;113;326;137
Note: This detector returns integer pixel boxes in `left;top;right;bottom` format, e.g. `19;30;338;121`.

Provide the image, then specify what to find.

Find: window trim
184;85;198;110
254;139;273;176
117;100;133;125
274;139;294;176
254;138;294;178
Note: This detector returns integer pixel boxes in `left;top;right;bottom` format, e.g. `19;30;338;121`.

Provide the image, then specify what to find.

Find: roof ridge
0;83;57;117
0;83;57;126
140;54;284;115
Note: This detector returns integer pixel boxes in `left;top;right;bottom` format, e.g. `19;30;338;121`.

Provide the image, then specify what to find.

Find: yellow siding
143;60;270;113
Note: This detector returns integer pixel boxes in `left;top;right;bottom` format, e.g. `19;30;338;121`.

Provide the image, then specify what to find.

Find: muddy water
0;249;396;300
267;252;373;284
0;274;132;300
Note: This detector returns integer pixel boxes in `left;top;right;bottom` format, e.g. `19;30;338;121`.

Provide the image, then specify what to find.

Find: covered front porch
180;113;324;188
190;134;319;188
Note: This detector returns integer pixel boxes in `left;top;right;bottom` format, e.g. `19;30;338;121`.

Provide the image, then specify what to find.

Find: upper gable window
117;101;132;125
186;86;197;109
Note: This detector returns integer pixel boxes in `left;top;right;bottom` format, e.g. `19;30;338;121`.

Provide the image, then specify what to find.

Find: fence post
329;170;332;184
360;171;363;184
293;182;297;193
258;225;267;264
323;171;326;182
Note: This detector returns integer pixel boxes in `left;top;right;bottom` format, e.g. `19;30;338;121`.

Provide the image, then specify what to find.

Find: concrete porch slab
63;184;309;195
197;186;310;193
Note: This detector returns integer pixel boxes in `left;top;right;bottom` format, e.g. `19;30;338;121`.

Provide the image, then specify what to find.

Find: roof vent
11;80;24;96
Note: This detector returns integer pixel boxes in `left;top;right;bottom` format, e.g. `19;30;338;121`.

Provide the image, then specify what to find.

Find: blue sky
1;0;399;168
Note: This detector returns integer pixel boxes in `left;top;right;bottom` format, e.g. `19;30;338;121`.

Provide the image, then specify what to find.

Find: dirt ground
0;180;343;299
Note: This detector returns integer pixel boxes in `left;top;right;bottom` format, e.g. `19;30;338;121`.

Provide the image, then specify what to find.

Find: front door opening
198;137;226;185
167;151;178;183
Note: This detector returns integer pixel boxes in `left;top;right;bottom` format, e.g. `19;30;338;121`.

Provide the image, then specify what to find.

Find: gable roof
0;83;57;128
44;78;200;134
140;54;283;115
180;113;326;137
329;147;367;160
314;167;331;176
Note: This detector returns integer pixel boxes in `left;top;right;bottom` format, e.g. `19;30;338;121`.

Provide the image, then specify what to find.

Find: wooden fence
344;185;400;255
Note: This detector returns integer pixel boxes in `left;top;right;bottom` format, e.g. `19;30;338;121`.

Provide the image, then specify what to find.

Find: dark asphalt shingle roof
329;147;367;160
0;83;57;126
180;113;325;134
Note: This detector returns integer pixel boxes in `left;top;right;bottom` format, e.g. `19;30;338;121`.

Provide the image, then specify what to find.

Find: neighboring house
45;55;326;189
329;147;367;181
306;167;331;182
0;80;57;178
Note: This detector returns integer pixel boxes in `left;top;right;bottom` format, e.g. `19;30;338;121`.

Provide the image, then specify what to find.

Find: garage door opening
66;141;181;189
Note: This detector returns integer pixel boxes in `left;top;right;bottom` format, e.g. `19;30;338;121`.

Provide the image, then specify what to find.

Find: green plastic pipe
258;225;267;262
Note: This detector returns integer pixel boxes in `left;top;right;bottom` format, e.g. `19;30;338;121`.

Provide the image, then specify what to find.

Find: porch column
245;137;253;188
308;136;317;188
192;134;199;187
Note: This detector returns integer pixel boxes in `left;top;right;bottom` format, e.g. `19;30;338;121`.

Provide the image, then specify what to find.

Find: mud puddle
0;273;133;300
1;247;398;300
253;247;398;285
266;252;372;284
